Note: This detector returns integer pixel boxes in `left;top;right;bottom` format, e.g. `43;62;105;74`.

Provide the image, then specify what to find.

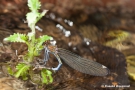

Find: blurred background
0;0;135;90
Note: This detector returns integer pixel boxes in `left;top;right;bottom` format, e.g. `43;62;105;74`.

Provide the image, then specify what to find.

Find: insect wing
57;48;109;76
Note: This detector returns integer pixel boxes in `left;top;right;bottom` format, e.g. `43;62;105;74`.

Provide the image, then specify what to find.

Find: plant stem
28;24;36;62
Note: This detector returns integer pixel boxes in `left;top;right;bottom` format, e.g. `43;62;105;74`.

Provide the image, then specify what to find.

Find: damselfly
40;41;109;76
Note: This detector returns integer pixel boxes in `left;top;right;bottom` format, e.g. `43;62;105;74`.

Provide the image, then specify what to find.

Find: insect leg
43;47;50;64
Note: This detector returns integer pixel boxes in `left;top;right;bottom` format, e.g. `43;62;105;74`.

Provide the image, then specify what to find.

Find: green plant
4;0;53;84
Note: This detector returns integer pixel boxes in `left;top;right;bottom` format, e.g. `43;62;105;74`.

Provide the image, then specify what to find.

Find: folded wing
58;48;109;76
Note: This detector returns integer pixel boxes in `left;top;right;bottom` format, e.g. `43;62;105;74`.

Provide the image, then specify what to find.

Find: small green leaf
26;12;40;26
41;69;53;84
4;33;28;43
15;63;30;78
41;72;47;84
36;35;52;49
28;0;41;12
46;70;53;83
40;10;48;18
35;10;48;24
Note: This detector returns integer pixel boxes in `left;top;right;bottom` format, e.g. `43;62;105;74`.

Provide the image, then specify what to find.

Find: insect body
43;43;109;76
